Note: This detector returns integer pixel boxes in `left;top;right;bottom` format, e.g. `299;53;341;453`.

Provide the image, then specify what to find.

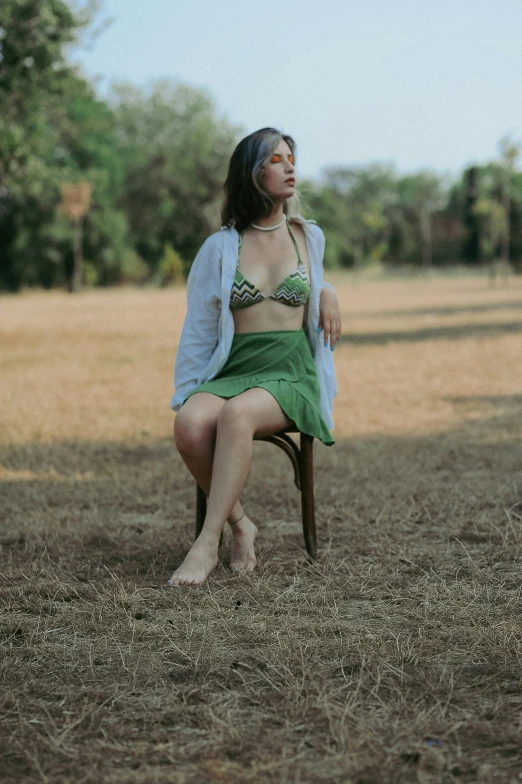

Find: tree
0;0;127;290
498;134;521;266
317;164;397;269
0;1;91;191
0;0;79;288
59;180;92;291
111;79;242;276
396;171;445;269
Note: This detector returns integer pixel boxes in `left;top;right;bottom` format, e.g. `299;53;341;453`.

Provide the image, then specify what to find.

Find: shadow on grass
339;319;522;346
1;394;521;582
446;393;522;410
365;299;522;319
1;398;522;783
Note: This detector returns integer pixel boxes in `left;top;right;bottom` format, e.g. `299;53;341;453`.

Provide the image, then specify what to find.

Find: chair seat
255;425;300;436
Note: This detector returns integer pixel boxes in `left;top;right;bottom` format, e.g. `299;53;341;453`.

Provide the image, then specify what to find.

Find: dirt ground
1;270;522;783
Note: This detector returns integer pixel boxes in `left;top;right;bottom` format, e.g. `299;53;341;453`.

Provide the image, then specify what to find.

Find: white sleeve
310;224;335;292
316;226;335;291
171;235;222;409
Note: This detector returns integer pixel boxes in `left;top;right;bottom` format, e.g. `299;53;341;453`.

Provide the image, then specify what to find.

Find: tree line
1;0;521;292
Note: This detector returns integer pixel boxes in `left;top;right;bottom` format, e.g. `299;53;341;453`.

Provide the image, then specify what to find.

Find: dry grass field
1;269;522;783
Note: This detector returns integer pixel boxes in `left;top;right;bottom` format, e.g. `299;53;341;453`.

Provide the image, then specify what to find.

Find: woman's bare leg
173;392;258;570
168;388;292;586
174;393;243;523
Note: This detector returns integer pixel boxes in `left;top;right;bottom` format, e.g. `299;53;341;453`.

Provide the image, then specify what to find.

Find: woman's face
261;140;295;200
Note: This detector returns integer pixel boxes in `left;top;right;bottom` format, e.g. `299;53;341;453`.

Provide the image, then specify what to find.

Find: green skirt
184;329;334;446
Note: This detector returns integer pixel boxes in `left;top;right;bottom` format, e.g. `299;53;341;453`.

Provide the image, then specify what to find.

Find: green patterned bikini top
230;222;310;310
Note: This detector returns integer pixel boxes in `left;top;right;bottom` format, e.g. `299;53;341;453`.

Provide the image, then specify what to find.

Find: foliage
0;0;130;290
118;247;149;284
111;79;242;277
0;2;521;289
157;242;185;286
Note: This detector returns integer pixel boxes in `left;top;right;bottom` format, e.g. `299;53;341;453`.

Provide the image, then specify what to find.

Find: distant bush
83;260;98;286
158;243;185;285
119;248;149;284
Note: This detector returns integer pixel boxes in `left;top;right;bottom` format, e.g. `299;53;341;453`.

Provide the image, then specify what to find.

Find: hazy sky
77;0;522;183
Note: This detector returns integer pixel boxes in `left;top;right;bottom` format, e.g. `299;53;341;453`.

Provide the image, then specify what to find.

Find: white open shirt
171;219;338;431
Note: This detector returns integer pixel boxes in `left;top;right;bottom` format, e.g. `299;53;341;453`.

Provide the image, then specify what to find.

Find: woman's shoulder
290;215;323;230
202;229;228;248
216;219;324;247
290;216;316;224
289;217;325;245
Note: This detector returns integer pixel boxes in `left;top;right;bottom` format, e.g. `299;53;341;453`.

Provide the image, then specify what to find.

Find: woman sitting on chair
167;127;341;586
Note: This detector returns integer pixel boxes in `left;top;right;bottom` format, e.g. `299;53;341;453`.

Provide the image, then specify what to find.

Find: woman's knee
174;406;217;454
217;397;255;433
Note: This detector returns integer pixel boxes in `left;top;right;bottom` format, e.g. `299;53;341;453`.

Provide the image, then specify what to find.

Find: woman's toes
167;542;218;586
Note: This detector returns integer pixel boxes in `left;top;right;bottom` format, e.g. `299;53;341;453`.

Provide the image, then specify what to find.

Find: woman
167;127;341;586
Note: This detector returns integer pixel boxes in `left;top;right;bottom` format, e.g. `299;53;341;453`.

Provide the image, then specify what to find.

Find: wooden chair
195;428;317;558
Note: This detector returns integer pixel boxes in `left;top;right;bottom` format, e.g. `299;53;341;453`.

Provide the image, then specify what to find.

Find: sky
76;0;522;183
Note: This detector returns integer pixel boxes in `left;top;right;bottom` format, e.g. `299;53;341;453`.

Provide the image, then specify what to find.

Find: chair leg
195;484;223;547
195;485;206;539
300;434;317;559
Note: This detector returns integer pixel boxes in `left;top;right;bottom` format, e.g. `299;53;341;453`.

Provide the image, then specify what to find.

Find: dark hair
221;127;303;233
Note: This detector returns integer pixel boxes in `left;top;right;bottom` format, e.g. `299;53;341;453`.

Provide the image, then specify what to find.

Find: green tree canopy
111;79;242;275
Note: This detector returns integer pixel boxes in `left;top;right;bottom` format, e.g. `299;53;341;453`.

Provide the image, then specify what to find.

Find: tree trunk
71;216;84;293
501;183;510;264
420;208;432;269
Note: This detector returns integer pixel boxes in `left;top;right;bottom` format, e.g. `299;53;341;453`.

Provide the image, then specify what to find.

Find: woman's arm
312;225;340;349
172;235;222;409
319;286;341;349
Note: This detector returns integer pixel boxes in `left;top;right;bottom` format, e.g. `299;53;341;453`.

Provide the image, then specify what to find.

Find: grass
1;271;522;783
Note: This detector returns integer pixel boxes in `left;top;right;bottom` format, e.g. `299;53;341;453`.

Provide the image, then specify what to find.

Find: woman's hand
318;287;342;350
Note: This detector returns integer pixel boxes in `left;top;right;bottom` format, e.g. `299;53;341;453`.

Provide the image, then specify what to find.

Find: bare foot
229;515;258;572
166;536;219;586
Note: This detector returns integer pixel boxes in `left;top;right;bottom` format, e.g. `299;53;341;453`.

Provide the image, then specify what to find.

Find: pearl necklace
251;214;287;231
